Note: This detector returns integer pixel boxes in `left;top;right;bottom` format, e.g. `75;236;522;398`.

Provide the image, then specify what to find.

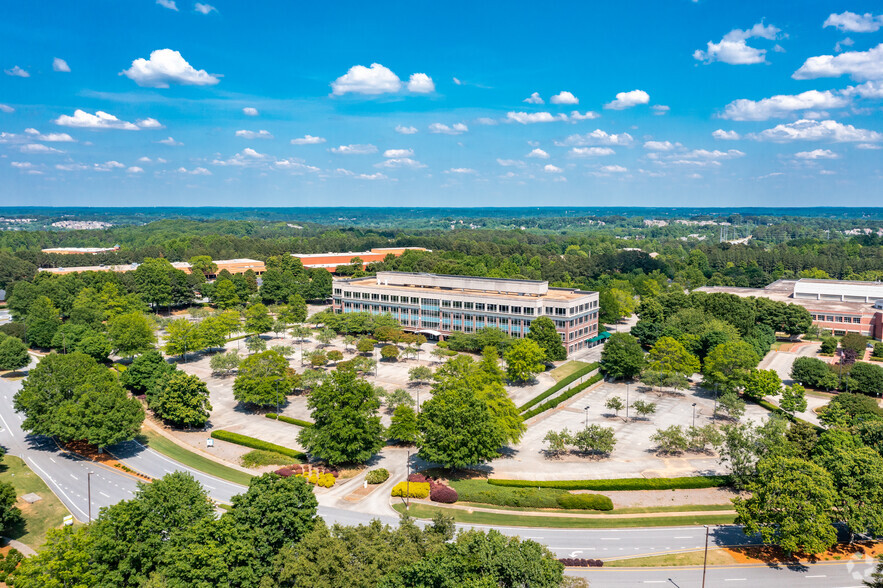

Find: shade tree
600;333;644;380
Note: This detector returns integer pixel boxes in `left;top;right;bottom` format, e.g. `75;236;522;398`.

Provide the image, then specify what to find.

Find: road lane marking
99;491;110;498
674;536;693;539
70;474;78;480
724;580;746;582
805;576;826;578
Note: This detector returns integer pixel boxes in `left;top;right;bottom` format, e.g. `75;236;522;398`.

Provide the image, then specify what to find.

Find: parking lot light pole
692;402;697;428
584;405;590;428
702;525;710;588
87;472;93;523
406;450;411;510
626;382;630;421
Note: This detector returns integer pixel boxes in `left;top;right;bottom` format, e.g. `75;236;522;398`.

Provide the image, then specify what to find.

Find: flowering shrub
390;481;430;499
366;468;390;484
275;467;294;478
558;558;603;567
429;483;458;504
408;473;431;484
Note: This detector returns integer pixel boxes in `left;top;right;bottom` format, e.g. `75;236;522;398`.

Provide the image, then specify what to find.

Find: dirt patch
572;487;745;508
727;541;883;564
344;484;381;502
64;440;152;481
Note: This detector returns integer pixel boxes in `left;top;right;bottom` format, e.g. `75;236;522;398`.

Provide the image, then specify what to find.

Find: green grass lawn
452;502;734;515
605;549;737;567
138;430;253;487
0;456;73;549
548;360;592;382
392;503;736;529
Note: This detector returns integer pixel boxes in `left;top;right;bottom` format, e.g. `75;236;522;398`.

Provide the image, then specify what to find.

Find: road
2;367;878;586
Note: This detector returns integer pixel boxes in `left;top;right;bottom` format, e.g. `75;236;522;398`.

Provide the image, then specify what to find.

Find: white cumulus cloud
523;92;544;104
544;164;563;173
793;43;883;81
24;128;75;142
600;165;628;173
712;129;741;140
5;66;29;78
446;168;477;174
235;129;274;139
752;119;883;142
122;49;219;88
407;73;435;93
569;147;615;157
652;105;670;115
157;0;178;10
0;104;13;113
395;125;418;135
693;23;781;65
54;109;141;130
127;166;144;173
291;135;325;145
604;89;650;110
643;141;677;151
429;122;468;134
21;144;62;154
795;149;839;159
556;129;634;146
194;3;217;14
376;157;425;169
526;148;549;159
331;63;401;96
550;91;579;105
383;148;413;158
158;136;183;146
824;12;883;33
506;111;567;124
721;90;850;121
52;58;70;72
569;111;600;120
242;107;259;116
329;144;378;154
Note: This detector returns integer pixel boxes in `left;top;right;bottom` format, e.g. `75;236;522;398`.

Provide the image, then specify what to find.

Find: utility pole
584;405;590;428
87;472;93;523
692;402;697;429
405;450;411;510
702;525;710;588
626;382;630;421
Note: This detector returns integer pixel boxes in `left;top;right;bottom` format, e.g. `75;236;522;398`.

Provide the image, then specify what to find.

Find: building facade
293;247;428;272
333;271;601;355
697;278;883;340
38;258;266;277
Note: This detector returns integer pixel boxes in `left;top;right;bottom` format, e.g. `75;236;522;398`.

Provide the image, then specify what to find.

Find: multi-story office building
333;271;602;355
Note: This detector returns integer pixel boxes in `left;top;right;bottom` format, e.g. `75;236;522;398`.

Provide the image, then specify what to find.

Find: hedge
756;400;823;432
391;481;430;499
211;430;306;461
522;373;604;419
366;468;390;484
266;413;314;428
487;475;730;491
556;493;613;511
451;479;564;509
430;484;459;504
518;363;599;413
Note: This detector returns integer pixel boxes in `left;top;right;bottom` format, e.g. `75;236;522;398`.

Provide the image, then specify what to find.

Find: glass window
499;305;509;313
441;300;451;308
464;302;474;310
475;303;485;311
453;301;463;309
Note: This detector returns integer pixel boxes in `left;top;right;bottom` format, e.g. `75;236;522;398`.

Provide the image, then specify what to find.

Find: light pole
692;402;697;429
406;449;411;510
701;525;710;588
626;382;630;421
87;472;93;523
584;405;590;428
274;377;283;415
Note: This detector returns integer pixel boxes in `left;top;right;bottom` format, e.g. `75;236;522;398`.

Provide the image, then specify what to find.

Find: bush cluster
521;373;604;419
241;449;293;468
518;363;599;412
390;481;430;499
291;471;336;487
265;413;314;428
558;558;603;567
366;468;390;484
555;493;613;511
275;464;338;487
407;472;459;503
487;476;730;491
211;429;306;461
0;548;23;583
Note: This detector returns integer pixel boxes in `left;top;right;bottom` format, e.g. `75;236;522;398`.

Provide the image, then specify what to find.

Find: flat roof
695;285;875;314
338;275;593;302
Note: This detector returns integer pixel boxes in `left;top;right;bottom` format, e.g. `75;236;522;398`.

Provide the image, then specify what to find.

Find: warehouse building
333;271;602;355
293;247;428;271
38;258;266;277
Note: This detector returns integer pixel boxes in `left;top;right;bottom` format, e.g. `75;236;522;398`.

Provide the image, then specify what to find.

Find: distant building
293;247;428;272
333;271;602;355
697;278;883;340
41;245;121;255
38;258;266;277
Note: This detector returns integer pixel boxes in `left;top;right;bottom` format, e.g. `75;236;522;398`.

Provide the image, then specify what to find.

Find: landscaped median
521;372;604;419
139;429;254;486
210;430;306;462
518;362;598;413
265;413;314;428
486;475;730;491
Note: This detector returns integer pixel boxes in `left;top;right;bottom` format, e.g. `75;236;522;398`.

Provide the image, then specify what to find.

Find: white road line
642;582;666;584
674;536;693;539
26;457;89;520
70;474;78;480
805;576;826;579
49;457;56;463
99;491;110;498
724;580;746;582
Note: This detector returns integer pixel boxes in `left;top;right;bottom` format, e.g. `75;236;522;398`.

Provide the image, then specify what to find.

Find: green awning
589;331;611;343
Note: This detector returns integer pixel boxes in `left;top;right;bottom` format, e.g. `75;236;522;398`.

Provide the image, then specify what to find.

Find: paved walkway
1;536;37;557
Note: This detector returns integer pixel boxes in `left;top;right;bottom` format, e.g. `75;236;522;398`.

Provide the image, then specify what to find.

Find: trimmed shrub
211;429;306;461
430;484;459;504
391;481;430;499
559;558;603;568
266;413;314;428
556;493;613;511
518;363;598;412
522;373;604;419
240;449;293;468
275;467;294;477
408;472;432;484
487;475;730;491
451;479;562;508
366;468;390;484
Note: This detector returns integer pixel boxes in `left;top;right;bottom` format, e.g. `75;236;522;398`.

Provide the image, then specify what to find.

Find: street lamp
87;472;94;523
405;449;411;510
626;382;630;421
274;377;284;415
692;403;697;429
701;525;710;588
584;405;590;428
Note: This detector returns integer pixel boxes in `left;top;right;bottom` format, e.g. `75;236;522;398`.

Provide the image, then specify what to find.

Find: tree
120;349;175;394
164;318;204;361
316;327;336;347
326;349;344;363
820;392;883;428
356;338;376;354
820;337;838;355
780;384;808;416
244;303;273;335
14;352;144;449
408;365;433;386
388;404;419;445
11;527;97;588
717;390;746;420
189;255;217;279
702;340;759;393
743;369;782;401
842;332;869;355
233;350;294;408
631;399;656;419
307;349;328;367
503;338;546;383
543;428;572;457
526;316;566;361
650;425;690;454
687;424;722;452
383;388;414;413
600;333;644;380
0;335;29;373
150;371;212;428
298;368;384;465
380;344;400;361
0;468;22;535
133;258;174;309
791;356;833;389
572;425;616;456
108;312;156;358
734;456;837;555
642;336;700;392
196;314;232;350
849;361;883;397
24;295;62;348
815;442;883;541
605;395;624;417
418;385;505;468
77;332;113;362
211;278;240;309
290;323;312;343
210;350;240;376
342;334;357;351
288;294;308;323
245;335;267;355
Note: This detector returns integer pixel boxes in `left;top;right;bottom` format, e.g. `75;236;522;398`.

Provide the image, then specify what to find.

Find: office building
293;247;429;272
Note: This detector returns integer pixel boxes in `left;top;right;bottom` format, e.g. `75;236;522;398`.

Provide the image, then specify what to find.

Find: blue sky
1;0;882;207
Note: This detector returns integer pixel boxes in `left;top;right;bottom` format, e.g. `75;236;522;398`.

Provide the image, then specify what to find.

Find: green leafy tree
245;335;267;355
0;475;22;536
290;323;312;343
133;258;174;309
503;338;546;383
288;294;308;323
316;327;336;347
717;390;746;420
388;404;419;445
841;332;869;355
743;369;782;401
642;336;700;391
380;344;400;361
734;456;837;555
11;527;97;588
543;428;572;457
150;371;213;428
244;303;273;335
820;337;838;355
298;368;384;465
849;361;883;397
108;312;156;358
702;339;760;393
600;333;645;380
572;424;616;456
189;255;217;278
780;384;808;416
196;315;232;350
383;388;414;413
209;350;240;376
356;338;376;354
408;365;433;385
631;399;657;419
526;316;566;361
418;385;505;468
0;335;29;373
211;278;240;309
791;356;834;389
164;318;204;361
605;395;624;417
650;425;690;454
233;350;293;408
120;349;175;394
25;295;62;348
76;332;113;362
814;441;883;541
326;349;344;363
307;349;328;367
